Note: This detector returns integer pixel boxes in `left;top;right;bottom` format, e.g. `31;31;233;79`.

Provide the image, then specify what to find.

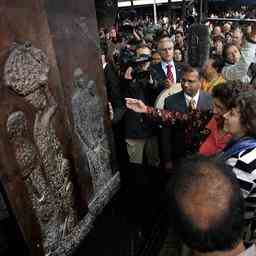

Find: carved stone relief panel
44;0;120;216
0;1;120;255
4;43;78;255
72;69;112;195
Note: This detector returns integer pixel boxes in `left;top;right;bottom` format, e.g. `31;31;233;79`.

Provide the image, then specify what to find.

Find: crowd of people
209;7;256;19
100;8;256;255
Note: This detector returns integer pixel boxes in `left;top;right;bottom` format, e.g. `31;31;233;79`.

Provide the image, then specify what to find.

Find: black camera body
132;68;151;82
119;20;135;42
118;47;134;68
121;23;134;35
131;54;152;83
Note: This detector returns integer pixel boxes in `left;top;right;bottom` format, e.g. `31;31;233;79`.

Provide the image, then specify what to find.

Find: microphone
187;24;210;68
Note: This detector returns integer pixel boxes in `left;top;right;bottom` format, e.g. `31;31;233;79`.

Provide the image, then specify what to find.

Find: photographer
123;45;160;185
116;27;143;83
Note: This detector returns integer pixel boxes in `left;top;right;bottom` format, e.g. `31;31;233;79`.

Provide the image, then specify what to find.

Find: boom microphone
187;24;210;68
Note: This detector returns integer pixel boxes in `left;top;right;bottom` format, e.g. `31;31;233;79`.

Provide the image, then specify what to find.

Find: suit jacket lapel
158;63;166;79
197;91;206;111
156;62;182;83
178;92;188;112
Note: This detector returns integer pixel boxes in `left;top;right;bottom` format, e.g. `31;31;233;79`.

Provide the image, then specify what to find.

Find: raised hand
125;98;148;113
108;102;114;121
164;79;174;89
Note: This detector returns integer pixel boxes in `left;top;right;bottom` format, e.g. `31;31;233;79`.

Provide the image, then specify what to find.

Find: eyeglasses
181;79;198;84
159;47;173;52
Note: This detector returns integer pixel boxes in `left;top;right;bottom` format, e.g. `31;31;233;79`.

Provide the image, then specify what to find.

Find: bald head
179;162;233;230
169;156;244;253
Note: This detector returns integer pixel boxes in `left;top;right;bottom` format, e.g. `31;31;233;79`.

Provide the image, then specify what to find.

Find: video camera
120;22;134;36
118;46;135;67
131;54;152;82
116;9;137;41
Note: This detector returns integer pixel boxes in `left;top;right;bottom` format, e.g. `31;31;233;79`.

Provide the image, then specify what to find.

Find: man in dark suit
162;65;212;172
151;36;183;96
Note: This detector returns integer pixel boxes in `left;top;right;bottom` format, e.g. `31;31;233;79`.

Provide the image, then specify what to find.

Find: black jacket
124;79;157;139
150;61;183;96
104;63;126;124
161;90;213;162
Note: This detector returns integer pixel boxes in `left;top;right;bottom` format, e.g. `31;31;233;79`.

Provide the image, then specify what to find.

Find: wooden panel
0;0;119;255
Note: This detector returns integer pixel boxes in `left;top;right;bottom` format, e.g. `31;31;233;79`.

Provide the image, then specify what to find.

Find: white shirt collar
103;62;107;70
161;60;174;68
184;90;200;108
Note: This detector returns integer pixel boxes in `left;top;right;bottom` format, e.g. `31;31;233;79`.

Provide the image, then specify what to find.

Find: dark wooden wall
0;0;119;255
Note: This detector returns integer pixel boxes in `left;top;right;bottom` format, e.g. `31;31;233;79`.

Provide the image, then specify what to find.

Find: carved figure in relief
6;111;55;241
4;42;77;254
72;69;112;195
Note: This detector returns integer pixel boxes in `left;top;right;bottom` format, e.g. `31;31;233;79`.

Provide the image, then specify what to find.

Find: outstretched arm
125;98;148;113
125;97;189;126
